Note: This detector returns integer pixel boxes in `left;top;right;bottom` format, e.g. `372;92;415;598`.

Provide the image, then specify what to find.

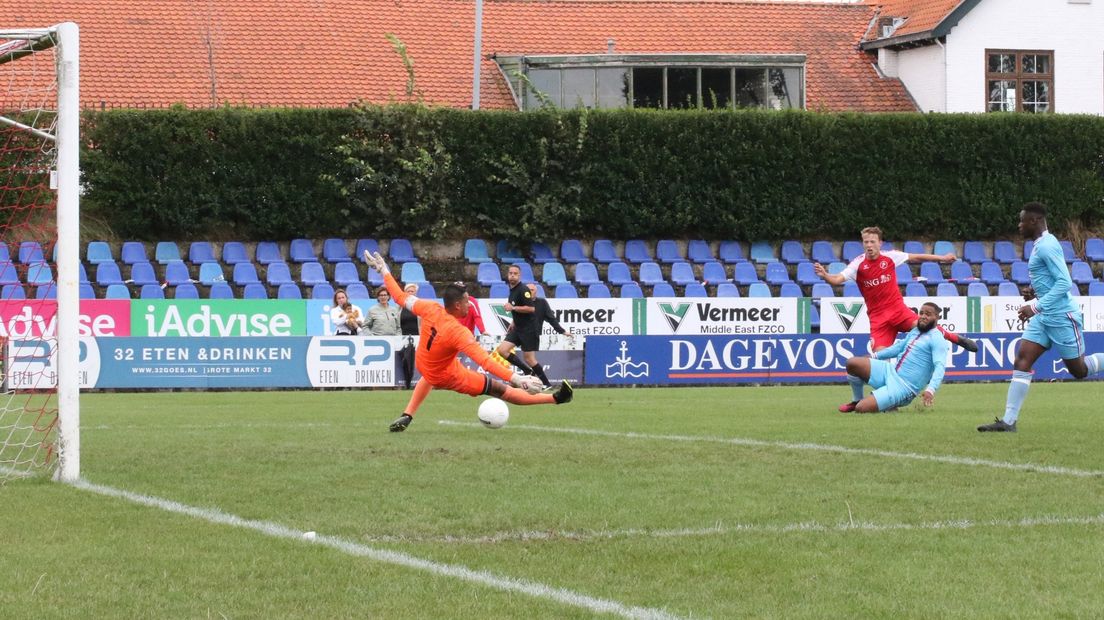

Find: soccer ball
477;398;509;429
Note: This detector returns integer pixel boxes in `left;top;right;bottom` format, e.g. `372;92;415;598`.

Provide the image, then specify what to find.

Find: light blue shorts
1022;311;1084;360
868;359;917;412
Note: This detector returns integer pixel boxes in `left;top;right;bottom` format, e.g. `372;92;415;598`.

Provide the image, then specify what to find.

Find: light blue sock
847;374;864;402
1002;370;1033;425
1085;353;1104;376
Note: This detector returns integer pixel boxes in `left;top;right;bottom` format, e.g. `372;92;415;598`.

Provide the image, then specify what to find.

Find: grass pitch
3;383;1104;618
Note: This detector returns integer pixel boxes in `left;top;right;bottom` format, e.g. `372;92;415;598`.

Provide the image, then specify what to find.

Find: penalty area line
438;421;1104;478
69;479;687;620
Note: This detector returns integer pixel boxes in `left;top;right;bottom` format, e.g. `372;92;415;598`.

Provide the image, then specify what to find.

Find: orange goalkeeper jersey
381;273;513;385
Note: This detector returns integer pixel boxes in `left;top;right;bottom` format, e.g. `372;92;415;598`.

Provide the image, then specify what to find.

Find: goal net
0;23;79;483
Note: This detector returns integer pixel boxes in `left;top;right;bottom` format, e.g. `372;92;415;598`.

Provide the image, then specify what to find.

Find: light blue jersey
874;326;949;395
1028;231;1078;317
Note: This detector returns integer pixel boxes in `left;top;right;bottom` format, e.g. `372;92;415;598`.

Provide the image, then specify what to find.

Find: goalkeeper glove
510;373;542;395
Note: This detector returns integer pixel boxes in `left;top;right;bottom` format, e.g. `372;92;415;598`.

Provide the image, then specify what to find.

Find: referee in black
523;282;575;387
494;264;538;376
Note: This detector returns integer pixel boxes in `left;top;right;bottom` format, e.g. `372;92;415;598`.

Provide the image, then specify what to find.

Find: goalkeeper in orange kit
364;251;574;432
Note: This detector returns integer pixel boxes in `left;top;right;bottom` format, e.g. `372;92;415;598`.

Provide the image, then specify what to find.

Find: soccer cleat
956;336;979;353
838;400;859;413
389;413;413;432
553;380;574;404
977;417;1016;432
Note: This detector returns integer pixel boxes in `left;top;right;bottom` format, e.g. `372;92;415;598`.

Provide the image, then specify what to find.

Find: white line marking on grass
69;479;686;620
439;421;1104;478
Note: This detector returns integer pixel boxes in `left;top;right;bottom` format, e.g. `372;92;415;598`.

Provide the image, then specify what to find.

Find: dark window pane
596;68;630;109
701;68;731;109
768;68;799;109
1022;80;1050;113
988;53;1016;73
734;68;766;108
562;68;596;109
632;67;663;108
667;68;697;109
1022;54;1051;74
526;69;561;109
988;80;1016;112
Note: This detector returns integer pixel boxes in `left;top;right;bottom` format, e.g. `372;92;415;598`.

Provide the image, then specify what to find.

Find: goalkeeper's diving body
364;251;573;432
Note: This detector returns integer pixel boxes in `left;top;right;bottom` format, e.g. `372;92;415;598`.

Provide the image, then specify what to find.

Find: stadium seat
120;241;148;265
937;282;960;296
322;238;352;263
496;240;525;264
288;239;316;263
841;240;863;261
715;282;739;297
656;240;683;264
198;262;225;286
233;263;261;286
129;262;158;286
541;262;568;286
560;240;587;264
904;282;927;297
1071;261;1094;285
638;262;665;286
587;283;611;298
967;282;990;296
528;242;555;264
779;282;802;297
221;241;249;265
1010;261;1031;285
17;241;44;264
515;262;535;283
242;283;269;299
477;262;503;286
554;283;578;298
345;283;370;299
827;261;846;275
1088;281;1104;297
918;262;945;285
620;283;644;298
389;238;416;263
997;282;1020;296
810;241;837;265
35;284;55;299
399;262;426;284
366;268;384;287
592;239;619;264
277;283;302;299
79;283;96;299
624;240;653;264
748;282;772;298
1023;240;1034;260
487;283;510;298
1060;240;1077;263
683;282;708;298
688;240;715;263
963;241;988;264
895;263;912;283
701;261;728;285
299;262;327;287
811;282;835;298
334;262;361;286
652;282;676;297
764;262;791;285
902;241;925;255
980;261;1005;285
733;262;759;285
606;262;634;286
78;263;89;284
209;282;235;299
573;262;601;286
86;241;114;265
96;262;124;286
355;239;380;262
1;284;25;299
809;303;821;330
255;241;283;265
1085;238;1104;263
0;263;17;286
22;262;51;287
189;241;216;264
842;281;861;297
949;261;976;282
718;240;745;264
164;261;193;286
463;239;491;264
932;240;955;257
993;240;1019;264
780;241;807;264
670;261;696;286
795;262;821;286
105;283;131;299
155;241;181;265
418;282;438;299
265;262;294;286
881;241;895;252
0;243;8;264
750;241;776;264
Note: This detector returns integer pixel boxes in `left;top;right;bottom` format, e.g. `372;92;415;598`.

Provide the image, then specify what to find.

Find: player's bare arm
907;252;956;264
813;262;847;285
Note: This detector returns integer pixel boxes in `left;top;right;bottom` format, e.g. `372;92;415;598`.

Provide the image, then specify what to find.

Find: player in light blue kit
839;302;948;413
978;202;1104;432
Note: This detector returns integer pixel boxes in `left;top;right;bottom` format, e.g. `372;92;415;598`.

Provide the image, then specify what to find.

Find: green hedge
81;106;1104;242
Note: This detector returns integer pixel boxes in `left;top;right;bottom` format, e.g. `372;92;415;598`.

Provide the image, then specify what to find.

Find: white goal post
0;22;79;482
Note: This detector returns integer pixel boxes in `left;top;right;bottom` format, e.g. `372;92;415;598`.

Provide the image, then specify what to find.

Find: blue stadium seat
300;262;328;286
541;262;568;286
104;284;131;299
334;262;361;286
935;282;958;296
718;240;744;264
967;282;990;296
748;282;772;298
345;283;370;299
963;241;988;264
0;263;18;286
1071;261;1094;285
120;241;148;265
809;303;821;330
355;239;380;262
750;241;776;264
980;261;1005;285
1088;281;1104;297
670;261;696;286
277;283;302;299
842;281;861;297
620;283;644;298
881;241;895;252
399;262;426;284
560;240;587;264
904;281;927;297
587;283;611;298
289;239;316;263
366;268;384;287
733;262;759;285
688;240;715;263
993;241;1019;264
141;284;168;299
496;240;525;264
652;282;676;297
841;241;863;261
811;282;835;298
592;239;619;264
209;282;235;299
477;262;503;286
895;263;912;283
189;241;216;264
35;283;56;299
488;283;510;298
322;238;351;263
606;262;633;286
827;261;846;275
715;282;739;298
418;282;438;299
514;262;535;283
96;262;124;286
701;261;728;285
1;284;25;299
265;262;294;286
25;262;52;287
389;238;416;263
129;262;159;286
997;282;1021;296
796;262;821;286
464;239;491;264
949;261;976;281
554;283;578;298
155;241;181;265
0;242;10;263
780;241;807;264
656;240;683;264
1060;240;1077;263
683;282;708;298
779;282;802;297
221;241;249;265
624;240;652;264
16;241;43;264
79;283;96;299
902;241;925;255
932;240;955;257
638;262;665;286
919;262;945;285
810;241;837;265
573;262;601;286
1010;261;1030;285
764;262;791;285
242;283;268;299
86;241;114;265
531;242;556;264
1023;240;1034;260
233;263;261;286
198;262;225;286
255;241;283;265
164;261;192;286
1085;238;1104;263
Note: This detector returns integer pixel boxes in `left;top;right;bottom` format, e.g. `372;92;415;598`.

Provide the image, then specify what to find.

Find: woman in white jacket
330;288;364;336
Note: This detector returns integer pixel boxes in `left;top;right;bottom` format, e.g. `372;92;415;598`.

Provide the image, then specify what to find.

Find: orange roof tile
864;0;966;38
0;0;914;112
